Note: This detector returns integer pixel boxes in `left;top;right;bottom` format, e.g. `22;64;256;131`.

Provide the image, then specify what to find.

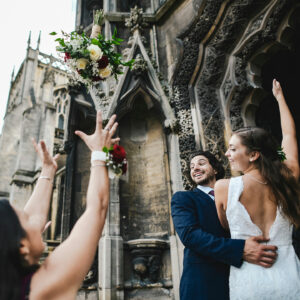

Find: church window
58;115;64;130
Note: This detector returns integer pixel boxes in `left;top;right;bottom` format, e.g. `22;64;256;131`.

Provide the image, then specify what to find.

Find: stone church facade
0;0;299;299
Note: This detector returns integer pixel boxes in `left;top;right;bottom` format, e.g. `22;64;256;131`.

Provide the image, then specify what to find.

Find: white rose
70;38;81;50
87;44;103;61
76;58;89;70
99;66;112;78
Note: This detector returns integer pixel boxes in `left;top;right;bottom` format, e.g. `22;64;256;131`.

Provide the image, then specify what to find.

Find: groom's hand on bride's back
243;236;278;268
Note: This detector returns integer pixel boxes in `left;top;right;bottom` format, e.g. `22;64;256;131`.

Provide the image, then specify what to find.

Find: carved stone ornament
164;119;180;134
89;86;112;114
125;6;148;33
125;239;168;288
132;54;148;76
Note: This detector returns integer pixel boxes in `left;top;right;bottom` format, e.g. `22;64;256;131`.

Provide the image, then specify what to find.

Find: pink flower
64;52;71;62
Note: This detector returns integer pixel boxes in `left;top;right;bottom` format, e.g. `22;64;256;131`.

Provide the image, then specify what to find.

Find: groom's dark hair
188;150;225;181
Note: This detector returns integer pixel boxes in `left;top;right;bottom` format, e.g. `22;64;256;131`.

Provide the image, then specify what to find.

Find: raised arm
32;111;120;299
272;79;299;179
24;140;59;233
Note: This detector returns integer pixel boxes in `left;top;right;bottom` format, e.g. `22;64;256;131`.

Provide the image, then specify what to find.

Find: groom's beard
194;170;216;186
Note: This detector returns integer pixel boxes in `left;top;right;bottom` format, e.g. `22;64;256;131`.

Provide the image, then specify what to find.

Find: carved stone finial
27;31;32;49
131;54;148;76
11;66;15;83
37;31;41;50
125;6;148;33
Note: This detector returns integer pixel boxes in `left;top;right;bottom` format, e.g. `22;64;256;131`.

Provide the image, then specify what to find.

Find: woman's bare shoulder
215;178;230;191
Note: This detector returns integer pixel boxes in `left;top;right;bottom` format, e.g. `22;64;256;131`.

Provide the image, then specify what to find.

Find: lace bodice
226;176;300;300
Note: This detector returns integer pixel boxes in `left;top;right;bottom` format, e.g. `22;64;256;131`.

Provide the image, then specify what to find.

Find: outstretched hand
32;139;59;171
272;79;284;100
75;111;119;151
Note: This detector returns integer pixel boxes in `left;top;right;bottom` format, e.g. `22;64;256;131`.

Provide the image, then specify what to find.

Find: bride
215;79;300;299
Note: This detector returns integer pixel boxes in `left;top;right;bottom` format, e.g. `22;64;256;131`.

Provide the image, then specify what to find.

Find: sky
0;0;77;133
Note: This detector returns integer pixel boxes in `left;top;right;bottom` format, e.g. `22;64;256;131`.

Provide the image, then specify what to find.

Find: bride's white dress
227;176;300;300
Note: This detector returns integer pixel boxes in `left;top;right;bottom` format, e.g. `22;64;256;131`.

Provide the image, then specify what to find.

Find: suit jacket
171;188;245;300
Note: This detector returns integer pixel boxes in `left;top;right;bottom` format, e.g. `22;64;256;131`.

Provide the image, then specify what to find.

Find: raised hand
272;79;284;101
75;111;119;151
32;139;59;171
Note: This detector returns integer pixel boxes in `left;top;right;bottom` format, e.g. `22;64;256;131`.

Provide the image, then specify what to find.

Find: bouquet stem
91;25;101;38
91;10;104;38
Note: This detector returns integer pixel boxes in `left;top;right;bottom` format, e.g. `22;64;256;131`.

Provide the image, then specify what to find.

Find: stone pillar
10;105;42;208
99;178;124;300
167;132;184;300
0;105;24;199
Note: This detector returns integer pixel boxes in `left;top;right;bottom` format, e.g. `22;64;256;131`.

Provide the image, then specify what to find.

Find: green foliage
102;146;113;153
277;147;287;162
93;9;104;26
102;146;109;153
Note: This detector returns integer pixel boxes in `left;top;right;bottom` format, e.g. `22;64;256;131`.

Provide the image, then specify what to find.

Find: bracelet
39;176;54;184
91;151;107;163
91;162;107;170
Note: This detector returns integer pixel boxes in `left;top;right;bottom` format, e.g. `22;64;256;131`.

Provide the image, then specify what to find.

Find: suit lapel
192;188;215;203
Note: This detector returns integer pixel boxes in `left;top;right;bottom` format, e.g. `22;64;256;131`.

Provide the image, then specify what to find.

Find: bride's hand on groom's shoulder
243;235;278;268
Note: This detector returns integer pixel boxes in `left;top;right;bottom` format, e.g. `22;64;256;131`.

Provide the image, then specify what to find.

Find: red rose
97;55;109;69
110;144;126;164
92;76;104;82
64;52;71;62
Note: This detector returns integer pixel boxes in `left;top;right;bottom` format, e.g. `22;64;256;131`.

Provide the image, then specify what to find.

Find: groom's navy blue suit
171;188;245;300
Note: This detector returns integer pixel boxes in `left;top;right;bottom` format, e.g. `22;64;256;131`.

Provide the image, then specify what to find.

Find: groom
171;150;278;300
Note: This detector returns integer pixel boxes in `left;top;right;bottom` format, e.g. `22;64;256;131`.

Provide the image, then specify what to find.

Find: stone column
10;105;42;208
167;132;184;300
99;178;124;300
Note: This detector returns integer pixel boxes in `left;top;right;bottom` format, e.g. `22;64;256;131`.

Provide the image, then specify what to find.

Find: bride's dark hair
234;127;300;228
0;199;36;300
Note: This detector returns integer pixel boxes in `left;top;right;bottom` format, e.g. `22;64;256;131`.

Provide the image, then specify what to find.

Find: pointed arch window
53;88;70;139
58;115;64;130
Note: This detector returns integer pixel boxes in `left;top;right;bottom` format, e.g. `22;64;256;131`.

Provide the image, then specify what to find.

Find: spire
27;31;32;49
10;66;15;84
37;31;41;50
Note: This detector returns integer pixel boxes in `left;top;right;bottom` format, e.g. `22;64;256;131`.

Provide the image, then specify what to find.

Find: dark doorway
256;22;300;258
256;27;300;151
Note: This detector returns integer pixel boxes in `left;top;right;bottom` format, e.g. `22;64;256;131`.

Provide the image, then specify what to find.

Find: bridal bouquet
103;144;127;179
51;10;134;88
